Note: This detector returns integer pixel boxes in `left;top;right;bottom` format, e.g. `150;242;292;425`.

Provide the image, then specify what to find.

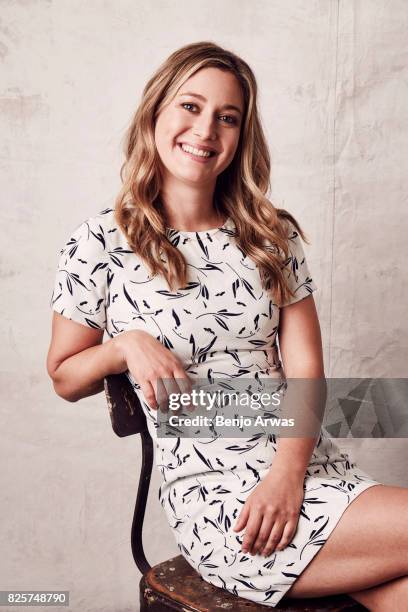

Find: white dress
50;208;381;607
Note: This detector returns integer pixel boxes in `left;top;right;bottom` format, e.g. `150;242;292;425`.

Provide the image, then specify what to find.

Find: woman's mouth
177;143;217;163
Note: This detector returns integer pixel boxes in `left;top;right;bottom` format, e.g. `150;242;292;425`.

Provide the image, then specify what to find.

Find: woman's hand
232;469;305;556
113;330;193;412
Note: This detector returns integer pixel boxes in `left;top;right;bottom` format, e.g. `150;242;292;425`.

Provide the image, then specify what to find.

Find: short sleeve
280;221;317;307
50;216;109;329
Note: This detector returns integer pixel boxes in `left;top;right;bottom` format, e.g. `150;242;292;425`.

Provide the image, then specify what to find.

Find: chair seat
140;554;364;611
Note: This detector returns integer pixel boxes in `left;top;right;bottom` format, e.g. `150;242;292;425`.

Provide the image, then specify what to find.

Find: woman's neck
159;177;223;231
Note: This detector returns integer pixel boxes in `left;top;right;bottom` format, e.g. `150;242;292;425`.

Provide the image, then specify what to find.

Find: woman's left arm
269;293;325;479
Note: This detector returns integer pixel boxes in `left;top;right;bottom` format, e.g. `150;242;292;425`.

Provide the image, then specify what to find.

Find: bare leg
348;576;408;611
283;485;408;603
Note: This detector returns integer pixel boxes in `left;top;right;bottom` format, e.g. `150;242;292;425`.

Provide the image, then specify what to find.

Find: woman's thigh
285;484;408;599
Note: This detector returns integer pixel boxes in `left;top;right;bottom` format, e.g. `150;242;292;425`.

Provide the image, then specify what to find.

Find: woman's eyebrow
179;92;242;115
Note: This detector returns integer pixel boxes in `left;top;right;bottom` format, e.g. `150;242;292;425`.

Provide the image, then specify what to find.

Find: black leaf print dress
50;208;381;607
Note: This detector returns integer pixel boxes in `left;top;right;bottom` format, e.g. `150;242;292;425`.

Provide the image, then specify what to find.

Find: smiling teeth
181;144;213;157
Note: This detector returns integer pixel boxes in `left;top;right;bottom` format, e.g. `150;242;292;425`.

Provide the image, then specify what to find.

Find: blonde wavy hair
114;41;311;306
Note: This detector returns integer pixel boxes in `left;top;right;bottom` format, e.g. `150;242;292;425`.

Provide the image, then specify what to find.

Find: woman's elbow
283;360;326;379
46;361;77;403
50;377;78;403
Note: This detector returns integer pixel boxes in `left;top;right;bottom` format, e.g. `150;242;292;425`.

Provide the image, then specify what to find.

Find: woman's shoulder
80;206;117;240
60;207;123;258
275;210;302;240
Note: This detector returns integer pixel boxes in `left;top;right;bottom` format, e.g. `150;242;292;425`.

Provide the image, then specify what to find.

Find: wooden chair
104;373;366;611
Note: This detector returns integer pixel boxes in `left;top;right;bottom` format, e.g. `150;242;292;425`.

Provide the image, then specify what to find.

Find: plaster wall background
1;1;407;610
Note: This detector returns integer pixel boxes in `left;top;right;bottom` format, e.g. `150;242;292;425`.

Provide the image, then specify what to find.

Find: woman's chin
172;167;214;185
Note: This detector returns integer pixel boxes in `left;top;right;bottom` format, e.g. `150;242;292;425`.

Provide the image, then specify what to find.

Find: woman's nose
193;114;217;141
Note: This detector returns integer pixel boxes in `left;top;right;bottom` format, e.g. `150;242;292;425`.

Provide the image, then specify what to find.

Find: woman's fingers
250;514;275;555
239;512;298;556
173;369;193;395
141;380;160;410
142;368;193;413
262;519;293;556
162;371;185;406
233;504;249;533
275;518;298;552
173;369;194;412
236;506;299;556
157;377;171;412
241;510;263;553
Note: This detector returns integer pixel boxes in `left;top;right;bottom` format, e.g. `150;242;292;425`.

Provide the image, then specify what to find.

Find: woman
47;42;408;609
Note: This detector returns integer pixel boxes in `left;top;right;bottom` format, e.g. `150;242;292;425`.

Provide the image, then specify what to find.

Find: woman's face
154;67;244;187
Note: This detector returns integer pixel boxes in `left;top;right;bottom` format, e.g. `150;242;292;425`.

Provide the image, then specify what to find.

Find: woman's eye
181;103;197;112
181;103;238;125
219;115;237;125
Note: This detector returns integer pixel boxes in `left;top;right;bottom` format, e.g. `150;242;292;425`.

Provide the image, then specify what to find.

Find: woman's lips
177;143;216;163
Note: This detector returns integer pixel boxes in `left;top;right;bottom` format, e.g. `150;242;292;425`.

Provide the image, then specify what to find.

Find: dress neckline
165;217;234;240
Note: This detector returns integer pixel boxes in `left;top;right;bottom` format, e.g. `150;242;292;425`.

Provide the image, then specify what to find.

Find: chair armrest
104;373;147;437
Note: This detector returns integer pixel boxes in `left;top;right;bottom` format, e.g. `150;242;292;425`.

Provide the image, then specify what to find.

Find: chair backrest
104;373;153;574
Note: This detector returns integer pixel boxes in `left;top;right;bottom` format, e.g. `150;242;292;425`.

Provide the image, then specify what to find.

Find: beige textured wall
1;1;407;610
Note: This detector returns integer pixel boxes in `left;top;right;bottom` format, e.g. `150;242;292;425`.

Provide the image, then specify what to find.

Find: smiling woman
47;41;406;610
153;66;245;224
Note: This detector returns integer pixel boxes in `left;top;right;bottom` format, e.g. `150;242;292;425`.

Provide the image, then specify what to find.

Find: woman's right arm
48;213;192;404
46;311;193;405
46;311;127;402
